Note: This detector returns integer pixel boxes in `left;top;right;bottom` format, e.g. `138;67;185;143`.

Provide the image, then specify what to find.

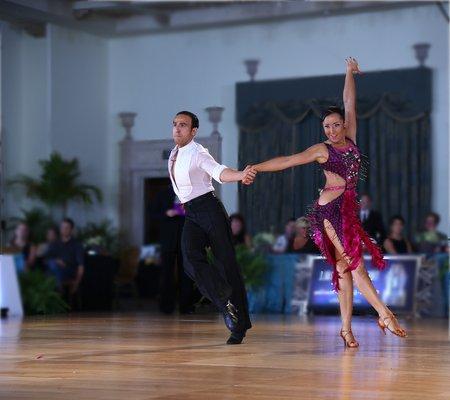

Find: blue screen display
308;256;419;313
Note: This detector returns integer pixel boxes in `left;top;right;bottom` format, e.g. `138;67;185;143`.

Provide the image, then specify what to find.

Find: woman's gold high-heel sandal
340;329;359;348
377;313;407;338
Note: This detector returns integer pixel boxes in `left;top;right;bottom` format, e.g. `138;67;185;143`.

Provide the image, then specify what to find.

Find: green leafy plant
77;219;122;257
8;152;102;217
18;270;69;315
206;245;268;290
235;245;268;290
252;232;276;254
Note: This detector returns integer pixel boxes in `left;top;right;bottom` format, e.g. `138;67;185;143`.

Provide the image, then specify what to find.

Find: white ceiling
0;0;443;37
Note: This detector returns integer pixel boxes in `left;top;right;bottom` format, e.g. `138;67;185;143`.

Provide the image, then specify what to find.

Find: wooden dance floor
0;313;449;399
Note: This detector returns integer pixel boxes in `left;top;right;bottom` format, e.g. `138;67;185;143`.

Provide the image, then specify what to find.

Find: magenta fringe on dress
308;139;386;291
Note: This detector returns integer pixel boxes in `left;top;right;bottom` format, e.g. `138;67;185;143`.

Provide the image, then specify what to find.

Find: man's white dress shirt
360;209;369;222
168;140;227;204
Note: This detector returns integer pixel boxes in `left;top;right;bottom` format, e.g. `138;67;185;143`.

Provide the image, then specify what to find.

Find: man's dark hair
62;217;75;229
176;111;199;129
321;106;345;122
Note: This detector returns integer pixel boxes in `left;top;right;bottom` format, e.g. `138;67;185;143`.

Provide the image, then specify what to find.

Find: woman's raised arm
343;57;361;143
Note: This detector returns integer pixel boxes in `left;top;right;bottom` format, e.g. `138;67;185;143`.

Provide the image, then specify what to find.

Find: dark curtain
238;95;431;237
357;100;431;236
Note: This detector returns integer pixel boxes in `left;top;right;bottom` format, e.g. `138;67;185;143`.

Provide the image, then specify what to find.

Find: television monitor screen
307;255;421;314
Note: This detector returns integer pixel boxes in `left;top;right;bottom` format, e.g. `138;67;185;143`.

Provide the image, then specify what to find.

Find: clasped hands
241;165;258;185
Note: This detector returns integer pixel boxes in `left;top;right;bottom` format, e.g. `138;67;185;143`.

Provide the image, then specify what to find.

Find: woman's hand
241;165;257;185
346;57;362;75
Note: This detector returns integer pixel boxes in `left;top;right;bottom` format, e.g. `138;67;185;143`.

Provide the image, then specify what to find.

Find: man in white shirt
169;111;256;345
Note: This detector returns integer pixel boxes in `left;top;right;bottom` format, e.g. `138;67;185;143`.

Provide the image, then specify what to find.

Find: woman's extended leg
323;218;406;338
351;262;407;337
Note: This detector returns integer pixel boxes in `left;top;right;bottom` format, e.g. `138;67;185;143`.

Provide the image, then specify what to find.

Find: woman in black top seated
292;217;320;254
230;213;252;248
383;215;413;254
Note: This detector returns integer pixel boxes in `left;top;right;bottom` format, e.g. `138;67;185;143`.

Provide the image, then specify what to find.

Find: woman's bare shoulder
310;142;329;163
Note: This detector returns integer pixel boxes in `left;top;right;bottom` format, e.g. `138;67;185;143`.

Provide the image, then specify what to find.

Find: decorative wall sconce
204;107;224;137
244;59;260;81
119;112;137;140
413;43;431;67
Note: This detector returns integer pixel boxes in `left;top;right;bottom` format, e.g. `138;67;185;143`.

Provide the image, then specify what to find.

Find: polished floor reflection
0;313;448;399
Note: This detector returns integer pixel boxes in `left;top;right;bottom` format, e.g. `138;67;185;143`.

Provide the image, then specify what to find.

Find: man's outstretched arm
220;165;256;184
198;151;256;184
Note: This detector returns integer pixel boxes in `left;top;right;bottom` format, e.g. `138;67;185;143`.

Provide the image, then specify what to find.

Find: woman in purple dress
251;58;407;347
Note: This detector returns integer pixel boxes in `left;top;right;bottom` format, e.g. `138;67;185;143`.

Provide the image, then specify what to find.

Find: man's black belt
183;191;216;207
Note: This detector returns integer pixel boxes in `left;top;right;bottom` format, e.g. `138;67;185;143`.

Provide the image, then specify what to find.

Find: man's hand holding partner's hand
241;165;257;185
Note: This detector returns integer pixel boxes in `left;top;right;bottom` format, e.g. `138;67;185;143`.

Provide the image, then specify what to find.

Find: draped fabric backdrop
237;68;431;237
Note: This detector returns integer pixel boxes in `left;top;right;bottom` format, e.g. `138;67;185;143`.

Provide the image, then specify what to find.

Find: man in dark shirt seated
45;218;84;298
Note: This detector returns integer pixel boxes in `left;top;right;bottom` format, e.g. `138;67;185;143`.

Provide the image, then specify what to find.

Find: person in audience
35;226;59;271
230;213;252;248
360;193;386;245
37;226;59;257
9;222;37;271
383;215;413;254
45;218;84;300
272;218;296;253
414;212;448;254
292;217;320;254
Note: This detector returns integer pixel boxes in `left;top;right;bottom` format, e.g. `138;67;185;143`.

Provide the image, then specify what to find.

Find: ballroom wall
2;24;108;225
2;3;448;235
108;4;448;233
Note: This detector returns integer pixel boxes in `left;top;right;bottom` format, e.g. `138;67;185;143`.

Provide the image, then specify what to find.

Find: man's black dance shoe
226;331;246;345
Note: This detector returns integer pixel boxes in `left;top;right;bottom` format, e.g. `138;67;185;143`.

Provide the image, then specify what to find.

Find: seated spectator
414;212;448;254
383;215;413;254
45;218;84;301
272;218;296;253
36;226;59;257
9;222;37;271
230;213;252;247
35;226;59;270
292;217;320;254
360;193;386;245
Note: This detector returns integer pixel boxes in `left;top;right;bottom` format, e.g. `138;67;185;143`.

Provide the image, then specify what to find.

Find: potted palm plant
8;151;102;219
